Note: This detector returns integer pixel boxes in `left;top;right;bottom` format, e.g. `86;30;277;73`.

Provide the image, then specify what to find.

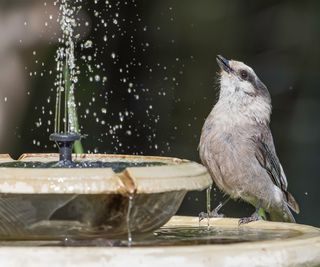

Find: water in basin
0;224;301;247
0;161;168;172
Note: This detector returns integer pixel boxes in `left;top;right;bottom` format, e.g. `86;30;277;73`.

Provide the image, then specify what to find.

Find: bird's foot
199;210;225;222
238;212;261;226
199;198;230;223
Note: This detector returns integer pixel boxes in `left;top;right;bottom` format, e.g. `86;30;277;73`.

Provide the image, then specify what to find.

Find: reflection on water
0;226;301;247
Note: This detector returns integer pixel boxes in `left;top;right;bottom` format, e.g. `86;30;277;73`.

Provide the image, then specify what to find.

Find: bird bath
0;154;319;267
0;153;211;239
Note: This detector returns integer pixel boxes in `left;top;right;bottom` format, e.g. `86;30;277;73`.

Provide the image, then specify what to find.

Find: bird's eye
240;70;248;80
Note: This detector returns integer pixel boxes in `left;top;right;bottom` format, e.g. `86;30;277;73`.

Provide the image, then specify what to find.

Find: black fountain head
50;133;81;163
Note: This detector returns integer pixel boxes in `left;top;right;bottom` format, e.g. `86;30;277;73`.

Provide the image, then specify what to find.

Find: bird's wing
253;130;287;191
252;127;299;213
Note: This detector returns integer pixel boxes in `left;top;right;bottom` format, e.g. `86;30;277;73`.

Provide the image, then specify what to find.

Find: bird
199;55;300;224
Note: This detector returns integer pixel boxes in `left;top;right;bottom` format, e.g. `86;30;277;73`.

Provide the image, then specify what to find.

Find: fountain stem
50;133;81;162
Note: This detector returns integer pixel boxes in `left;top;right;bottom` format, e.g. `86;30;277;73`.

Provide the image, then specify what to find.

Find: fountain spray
51;0;83;162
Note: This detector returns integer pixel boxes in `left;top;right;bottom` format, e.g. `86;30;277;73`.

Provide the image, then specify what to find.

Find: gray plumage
199;55;299;223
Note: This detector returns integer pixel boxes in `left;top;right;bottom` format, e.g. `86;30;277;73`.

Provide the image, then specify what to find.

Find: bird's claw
198;211;225;222
210;210;225;218
198;212;207;222
238;213;261;226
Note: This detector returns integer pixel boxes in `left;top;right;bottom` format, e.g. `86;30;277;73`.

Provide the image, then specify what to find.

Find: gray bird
199;55;300;223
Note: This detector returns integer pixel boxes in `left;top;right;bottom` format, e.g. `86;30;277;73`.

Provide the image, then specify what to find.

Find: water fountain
0;0;212;244
0;1;319;266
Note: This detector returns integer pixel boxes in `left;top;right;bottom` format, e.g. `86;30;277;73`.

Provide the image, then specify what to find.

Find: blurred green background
0;0;319;226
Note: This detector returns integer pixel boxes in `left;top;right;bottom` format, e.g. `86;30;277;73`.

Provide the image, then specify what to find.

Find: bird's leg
238;205;265;225
210;197;230;217
199;197;230;222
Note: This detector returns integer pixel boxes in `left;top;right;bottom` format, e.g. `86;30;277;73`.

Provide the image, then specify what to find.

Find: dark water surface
0;161;167;172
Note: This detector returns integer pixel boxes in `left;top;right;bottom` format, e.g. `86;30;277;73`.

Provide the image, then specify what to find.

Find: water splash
27;1;185;154
54;0;81;135
126;194;134;246
206;185;212;228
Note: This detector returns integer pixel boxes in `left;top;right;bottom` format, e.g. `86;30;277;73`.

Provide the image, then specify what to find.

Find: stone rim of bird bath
0;153;212;195
0;216;319;267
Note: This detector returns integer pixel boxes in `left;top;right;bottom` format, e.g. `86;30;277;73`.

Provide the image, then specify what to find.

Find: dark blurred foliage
2;0;319;226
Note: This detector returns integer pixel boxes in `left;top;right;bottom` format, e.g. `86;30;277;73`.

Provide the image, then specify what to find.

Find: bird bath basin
0;216;319;267
0;153;211;239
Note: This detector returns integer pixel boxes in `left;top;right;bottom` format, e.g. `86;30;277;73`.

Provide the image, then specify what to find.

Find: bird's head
215;55;272;123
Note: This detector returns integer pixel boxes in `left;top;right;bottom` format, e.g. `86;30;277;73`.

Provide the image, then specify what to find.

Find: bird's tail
269;204;296;223
286;191;300;214
269;189;300;223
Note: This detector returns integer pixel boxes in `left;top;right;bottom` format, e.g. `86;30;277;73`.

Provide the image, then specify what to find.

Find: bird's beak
216;55;232;73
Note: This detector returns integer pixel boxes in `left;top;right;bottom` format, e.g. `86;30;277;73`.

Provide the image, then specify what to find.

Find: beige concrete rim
0;154;212;195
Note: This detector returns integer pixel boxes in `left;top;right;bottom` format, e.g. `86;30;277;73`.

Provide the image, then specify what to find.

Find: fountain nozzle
50;133;81;162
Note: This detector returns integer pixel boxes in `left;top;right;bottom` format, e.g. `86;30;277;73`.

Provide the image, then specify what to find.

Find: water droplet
84;40;93;48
